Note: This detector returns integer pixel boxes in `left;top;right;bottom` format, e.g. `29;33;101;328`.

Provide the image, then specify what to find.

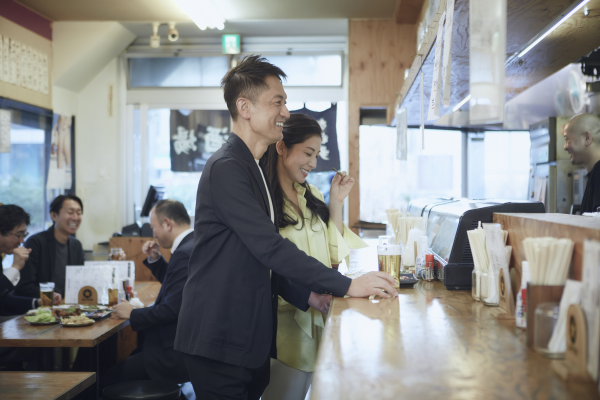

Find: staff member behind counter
14;194;85;298
563;113;600;213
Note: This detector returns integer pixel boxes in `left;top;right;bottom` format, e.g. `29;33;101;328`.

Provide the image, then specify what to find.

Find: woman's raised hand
329;171;355;203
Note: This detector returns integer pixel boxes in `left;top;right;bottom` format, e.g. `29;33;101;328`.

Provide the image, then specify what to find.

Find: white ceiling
19;0;398;21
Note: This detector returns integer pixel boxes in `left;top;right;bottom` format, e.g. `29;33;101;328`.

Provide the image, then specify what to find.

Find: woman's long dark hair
260;113;330;230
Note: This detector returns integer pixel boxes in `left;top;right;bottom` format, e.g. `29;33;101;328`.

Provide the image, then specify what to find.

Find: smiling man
14;194;85;298
175;55;397;400
563;113;600;213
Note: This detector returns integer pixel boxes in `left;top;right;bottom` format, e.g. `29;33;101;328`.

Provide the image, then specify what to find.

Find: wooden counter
494;213;600;281
310;282;600;400
0;372;95;400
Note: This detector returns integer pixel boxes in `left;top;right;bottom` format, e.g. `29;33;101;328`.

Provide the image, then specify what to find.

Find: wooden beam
395;0;426;24
348;20;417;231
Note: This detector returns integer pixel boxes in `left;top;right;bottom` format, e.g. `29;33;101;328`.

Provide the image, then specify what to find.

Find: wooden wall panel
108;237;171;282
348;20;416;231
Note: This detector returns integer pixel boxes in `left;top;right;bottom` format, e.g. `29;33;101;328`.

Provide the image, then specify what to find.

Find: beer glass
377;236;402;288
39;282;55;308
109;247;125;261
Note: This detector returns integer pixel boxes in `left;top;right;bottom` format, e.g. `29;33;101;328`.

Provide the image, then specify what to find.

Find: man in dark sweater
563;113;600;213
14;195;85;298
103;200;193;387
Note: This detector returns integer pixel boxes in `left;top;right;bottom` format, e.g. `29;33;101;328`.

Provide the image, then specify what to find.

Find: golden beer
39;291;53;308
378;254;402;288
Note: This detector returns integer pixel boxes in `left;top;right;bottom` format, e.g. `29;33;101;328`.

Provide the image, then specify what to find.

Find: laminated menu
65;265;113;305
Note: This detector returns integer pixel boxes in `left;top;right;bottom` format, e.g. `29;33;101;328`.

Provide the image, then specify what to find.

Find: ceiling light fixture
517;0;590;58
172;0;225;31
453;94;471;112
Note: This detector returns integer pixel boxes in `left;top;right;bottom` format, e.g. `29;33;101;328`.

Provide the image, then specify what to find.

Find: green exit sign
222;34;240;54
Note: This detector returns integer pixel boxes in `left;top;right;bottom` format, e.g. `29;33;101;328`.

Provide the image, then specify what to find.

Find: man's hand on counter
308;292;332;314
346;272;398;298
114;300;134;319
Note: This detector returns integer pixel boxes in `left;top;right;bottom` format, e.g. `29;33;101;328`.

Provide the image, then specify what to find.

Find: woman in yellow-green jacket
260;113;367;400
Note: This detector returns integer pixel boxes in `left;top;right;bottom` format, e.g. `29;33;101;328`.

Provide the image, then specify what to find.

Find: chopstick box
526;283;564;348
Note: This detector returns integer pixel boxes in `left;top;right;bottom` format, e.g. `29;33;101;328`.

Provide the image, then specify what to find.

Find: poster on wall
170;110;231;172
290;104;340;172
46;114;75;191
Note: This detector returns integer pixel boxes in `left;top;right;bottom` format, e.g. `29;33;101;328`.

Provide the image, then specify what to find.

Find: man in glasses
0;204;60;314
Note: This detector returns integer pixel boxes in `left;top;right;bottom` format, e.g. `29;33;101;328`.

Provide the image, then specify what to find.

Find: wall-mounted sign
0;34;49;95
222;34;240;54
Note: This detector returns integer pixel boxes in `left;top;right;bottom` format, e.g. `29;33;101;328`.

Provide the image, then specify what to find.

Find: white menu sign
442;0;455;106
427;11;446;121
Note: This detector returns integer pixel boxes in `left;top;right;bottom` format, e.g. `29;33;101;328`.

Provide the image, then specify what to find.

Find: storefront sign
170;110;231;172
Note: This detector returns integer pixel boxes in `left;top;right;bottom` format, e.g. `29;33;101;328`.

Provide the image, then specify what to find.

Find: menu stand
552;304;592;382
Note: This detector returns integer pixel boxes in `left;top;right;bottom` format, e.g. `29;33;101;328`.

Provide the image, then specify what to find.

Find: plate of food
80;305;108;311
53;306;84;319
86;310;113;320
60;314;95;327
24;309;59;325
399;273;419;287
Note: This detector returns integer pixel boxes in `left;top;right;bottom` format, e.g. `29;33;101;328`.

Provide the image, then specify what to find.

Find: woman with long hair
260;113;367;400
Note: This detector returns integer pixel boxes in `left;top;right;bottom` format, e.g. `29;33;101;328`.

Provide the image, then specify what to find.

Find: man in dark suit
0;204;61;315
14;195;86;298
175;55;397;400
104;200;194;387
0;204;60;370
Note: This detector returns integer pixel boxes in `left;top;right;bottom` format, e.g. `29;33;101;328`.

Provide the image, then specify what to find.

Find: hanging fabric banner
290;104;340;172
427;11;446;121
442;0;455;106
46;114;75;190
170;110;231;172
469;0;506;125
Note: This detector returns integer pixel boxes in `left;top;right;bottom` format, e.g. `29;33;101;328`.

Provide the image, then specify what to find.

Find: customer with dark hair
175;55;396;400
14;194;85;298
0;204;61;314
104;200;193;389
259;113;367;400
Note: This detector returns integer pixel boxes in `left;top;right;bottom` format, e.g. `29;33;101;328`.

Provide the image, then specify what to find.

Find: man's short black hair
153;199;191;226
50;194;84;215
221;55;287;121
0;204;31;235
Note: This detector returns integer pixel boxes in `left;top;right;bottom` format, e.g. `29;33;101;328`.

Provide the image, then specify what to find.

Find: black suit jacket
174;133;351;369
129;232;193;383
130;232;194;348
14;226;85;298
0;274;35;316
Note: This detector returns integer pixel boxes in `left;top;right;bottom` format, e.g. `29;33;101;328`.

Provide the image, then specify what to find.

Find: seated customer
563;113;600;213
0;204;61;315
105;199;193;387
15;195;85;298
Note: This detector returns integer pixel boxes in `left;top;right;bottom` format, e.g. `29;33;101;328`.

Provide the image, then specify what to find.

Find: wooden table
0;372;95;400
310;281;600;400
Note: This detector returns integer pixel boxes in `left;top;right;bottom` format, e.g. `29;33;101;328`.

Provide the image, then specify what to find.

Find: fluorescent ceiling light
453;94;471;112
518;0;590;57
173;0;225;30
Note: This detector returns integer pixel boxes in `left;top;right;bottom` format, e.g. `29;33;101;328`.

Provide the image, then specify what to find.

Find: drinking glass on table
377;236;402;288
109;247;126;260
39;282;55;309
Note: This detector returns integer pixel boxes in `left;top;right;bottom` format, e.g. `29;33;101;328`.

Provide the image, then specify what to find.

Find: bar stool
103;380;181;400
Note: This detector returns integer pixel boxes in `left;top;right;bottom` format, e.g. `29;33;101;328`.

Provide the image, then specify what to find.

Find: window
263;54;342;86
0;123;46;233
359;127;463;223
129;56;229;88
147;109;202;215
467;131;530;200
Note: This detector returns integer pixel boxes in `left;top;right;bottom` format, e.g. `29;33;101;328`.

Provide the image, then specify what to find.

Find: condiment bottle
425;254;435;282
